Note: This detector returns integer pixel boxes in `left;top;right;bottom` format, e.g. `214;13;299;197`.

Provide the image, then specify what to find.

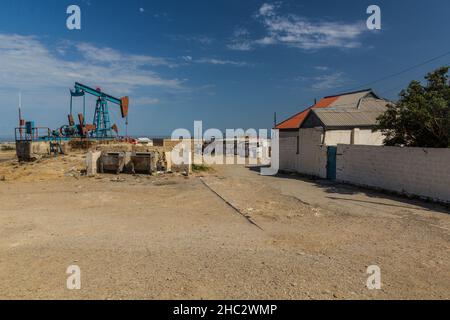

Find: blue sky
0;0;449;137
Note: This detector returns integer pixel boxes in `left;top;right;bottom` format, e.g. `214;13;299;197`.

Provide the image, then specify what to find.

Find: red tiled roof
275;109;311;130
313;96;339;108
276;96;338;129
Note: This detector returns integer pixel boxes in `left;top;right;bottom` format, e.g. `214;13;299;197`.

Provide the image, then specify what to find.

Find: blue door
327;146;337;180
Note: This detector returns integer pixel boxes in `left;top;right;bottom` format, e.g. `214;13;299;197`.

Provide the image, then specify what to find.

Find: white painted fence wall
279;129;328;177
297;128;327;178
336;145;450;203
279;128;384;178
279;136;298;172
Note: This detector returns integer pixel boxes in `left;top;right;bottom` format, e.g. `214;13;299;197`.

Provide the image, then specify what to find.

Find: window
296;135;300;154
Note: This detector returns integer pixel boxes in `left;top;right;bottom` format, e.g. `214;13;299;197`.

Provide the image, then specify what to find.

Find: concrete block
86;151;102;176
15;141;50;162
99;152;127;174
130;152;155;174
164;152;172;173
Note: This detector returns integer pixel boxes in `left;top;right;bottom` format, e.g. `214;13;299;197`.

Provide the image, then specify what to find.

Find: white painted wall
298;128;327;178
279;135;298;172
353;129;384;146
337;145;450;203
324;130;352;145
279;128;385;177
325;129;384;146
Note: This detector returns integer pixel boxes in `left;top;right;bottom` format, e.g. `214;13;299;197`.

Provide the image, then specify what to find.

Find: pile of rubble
14;139;191;177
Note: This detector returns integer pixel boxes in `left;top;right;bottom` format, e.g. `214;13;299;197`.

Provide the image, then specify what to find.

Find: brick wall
298;128;327;178
337;145;450;203
279;129;328;177
279;136;298;172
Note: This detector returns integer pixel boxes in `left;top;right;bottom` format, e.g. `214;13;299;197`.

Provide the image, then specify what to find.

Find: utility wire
379;59;450;98
278;51;450;124
345;49;450;92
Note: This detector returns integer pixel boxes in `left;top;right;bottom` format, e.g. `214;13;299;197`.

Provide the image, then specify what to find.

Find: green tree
377;66;450;148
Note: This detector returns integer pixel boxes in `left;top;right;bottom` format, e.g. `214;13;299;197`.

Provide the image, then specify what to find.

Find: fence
336;145;450;203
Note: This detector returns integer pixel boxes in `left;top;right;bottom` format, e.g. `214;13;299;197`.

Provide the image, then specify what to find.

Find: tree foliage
377;66;450;148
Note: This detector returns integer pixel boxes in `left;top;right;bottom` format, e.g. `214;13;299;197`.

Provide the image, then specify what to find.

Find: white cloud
314;66;329;71
0;34;183;96
226;42;253;51
256;3;366;50
133;97;160;106
75;42;175;67
311;72;348;90
258;3;277;16
228;3;366;51
169;34;214;46
291;71;348;90
139;8;145;13
232;28;250;37
227;28;254;51
180;55;248;67
196;58;248;67
194;36;214;45
254;36;276;45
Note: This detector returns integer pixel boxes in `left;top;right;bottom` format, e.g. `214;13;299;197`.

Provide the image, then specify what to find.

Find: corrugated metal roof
313;107;387;128
314;97;389;127
275;96;338;129
276;89;390;130
328;90;372;108
358;97;391;112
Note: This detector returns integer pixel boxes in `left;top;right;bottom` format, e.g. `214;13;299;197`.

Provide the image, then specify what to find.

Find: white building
276;89;390;179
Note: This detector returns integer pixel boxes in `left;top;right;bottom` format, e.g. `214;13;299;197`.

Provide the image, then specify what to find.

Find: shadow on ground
246;165;450;215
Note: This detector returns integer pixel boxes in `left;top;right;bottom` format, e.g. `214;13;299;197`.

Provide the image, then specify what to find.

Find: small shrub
1;145;15;151
192;164;212;172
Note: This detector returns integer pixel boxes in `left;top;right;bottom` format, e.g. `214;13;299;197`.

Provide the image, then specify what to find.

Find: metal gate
327;146;337;180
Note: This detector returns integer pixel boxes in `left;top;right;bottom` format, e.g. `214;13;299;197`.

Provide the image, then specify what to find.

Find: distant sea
0;136;14;143
0;135;170;143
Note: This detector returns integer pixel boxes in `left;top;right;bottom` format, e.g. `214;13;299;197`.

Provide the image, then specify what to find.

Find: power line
346;49;450;92
380;60;450;99
379;84;406;96
279;51;450;122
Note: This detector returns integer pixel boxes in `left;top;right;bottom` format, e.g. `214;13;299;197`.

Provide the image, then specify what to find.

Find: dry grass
0;150;85;182
0;145;15;151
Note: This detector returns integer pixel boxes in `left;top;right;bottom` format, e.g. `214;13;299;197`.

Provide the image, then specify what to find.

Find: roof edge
275;106;313;129
324;88;374;99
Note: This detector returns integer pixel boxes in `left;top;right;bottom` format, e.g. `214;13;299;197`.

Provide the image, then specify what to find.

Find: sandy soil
0;150;15;163
0;152;449;299
0;151;85;182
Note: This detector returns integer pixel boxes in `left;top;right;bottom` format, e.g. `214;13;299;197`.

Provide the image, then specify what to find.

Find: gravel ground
0;157;449;299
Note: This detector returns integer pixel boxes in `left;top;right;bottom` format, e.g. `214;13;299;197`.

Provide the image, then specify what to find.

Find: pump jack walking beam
70;82;129;139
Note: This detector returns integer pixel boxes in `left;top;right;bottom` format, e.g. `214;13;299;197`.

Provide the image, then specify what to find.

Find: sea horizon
0;135;172;143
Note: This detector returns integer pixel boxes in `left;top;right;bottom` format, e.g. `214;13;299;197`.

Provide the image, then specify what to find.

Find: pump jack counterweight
67;82;129;140
14;83;130;145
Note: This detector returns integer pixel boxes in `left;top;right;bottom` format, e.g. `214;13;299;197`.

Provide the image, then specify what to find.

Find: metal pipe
70;94;73;115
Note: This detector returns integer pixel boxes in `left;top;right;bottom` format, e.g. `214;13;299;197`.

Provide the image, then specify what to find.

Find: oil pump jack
15;83;130;144
62;82;129;139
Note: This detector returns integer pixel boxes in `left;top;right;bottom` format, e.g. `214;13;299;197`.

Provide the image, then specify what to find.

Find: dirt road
0;158;449;299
